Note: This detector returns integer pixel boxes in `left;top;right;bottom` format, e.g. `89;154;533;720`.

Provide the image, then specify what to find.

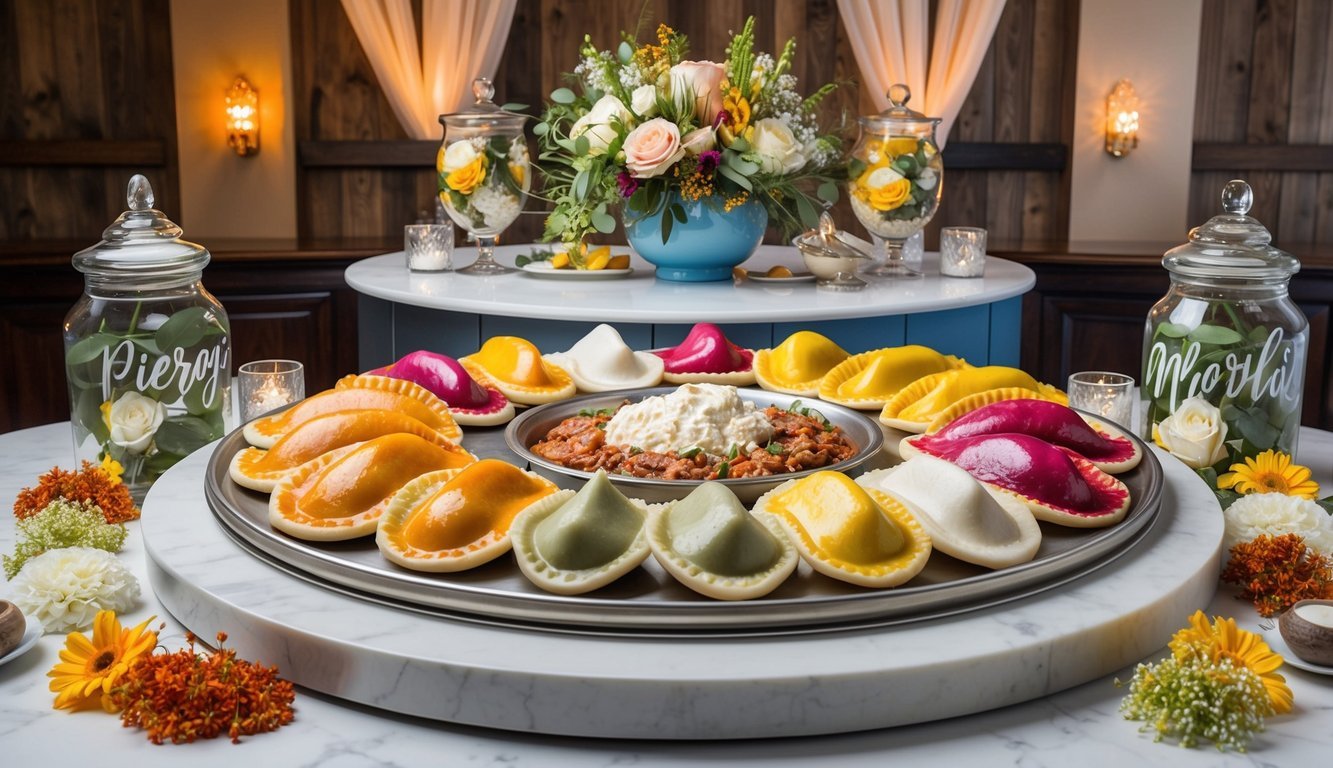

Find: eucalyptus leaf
574;134;590;157
1187;324;1244;346
1316;497;1333;516
729;157;760;175
618;41;634;63
591;209;616;233
153;415;215;456
75;386;110;444
817;181;840;204
66;333;116;366
671;203;688;223
1154;322;1191;339
499;102;528;112
550;87;576;104
145;450;184;474
661;209;675;244
728;137;751;153
533;121;550;137
796;194;819;229
717;164;752;191
574;169;591;200
155;307;210;351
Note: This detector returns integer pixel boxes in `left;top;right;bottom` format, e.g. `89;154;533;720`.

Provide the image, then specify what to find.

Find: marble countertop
344;245;1035;323
2;422;1331;766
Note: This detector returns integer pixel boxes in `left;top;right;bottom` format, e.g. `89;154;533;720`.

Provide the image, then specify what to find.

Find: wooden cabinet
0;241;384;433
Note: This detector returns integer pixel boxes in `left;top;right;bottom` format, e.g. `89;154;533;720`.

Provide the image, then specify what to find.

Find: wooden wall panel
292;0;1074;248
0;0;179;242
1192;0;1333;245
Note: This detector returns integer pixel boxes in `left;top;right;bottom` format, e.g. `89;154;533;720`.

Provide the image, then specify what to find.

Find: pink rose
623;118;686;178
669;60;726;124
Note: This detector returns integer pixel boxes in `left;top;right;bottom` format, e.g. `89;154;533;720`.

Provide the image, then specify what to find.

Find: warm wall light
1105;79;1139;158
225;76;260;157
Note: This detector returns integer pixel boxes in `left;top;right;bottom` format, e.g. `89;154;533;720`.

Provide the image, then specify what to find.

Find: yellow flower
1218;449;1319;499
99;455;124;485
719;87;752;146
882;136;920;158
435;144;445;174
99;399;112;430
48;610;157;712
867;178;912;211
1169;610;1292;714
508;161;525;188
445;155;486;196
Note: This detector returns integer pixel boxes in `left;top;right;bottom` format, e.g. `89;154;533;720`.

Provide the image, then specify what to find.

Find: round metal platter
206;391;1163;635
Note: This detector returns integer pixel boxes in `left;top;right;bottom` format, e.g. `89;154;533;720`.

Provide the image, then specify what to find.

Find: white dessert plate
521;262;634;279
746;272;816;284
0;622;41;668
1262;625;1333;676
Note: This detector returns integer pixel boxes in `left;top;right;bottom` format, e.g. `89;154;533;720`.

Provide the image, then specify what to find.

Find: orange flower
1222;533;1333;618
48;611;157;712
14;461;139;523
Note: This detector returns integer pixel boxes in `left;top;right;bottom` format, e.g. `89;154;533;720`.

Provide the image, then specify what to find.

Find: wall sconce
225;76;259;157
1105;79;1139;158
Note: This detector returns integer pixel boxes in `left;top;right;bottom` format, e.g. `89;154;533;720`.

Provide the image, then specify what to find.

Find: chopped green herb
577;406;616;418
788;399;804;413
679;446;702;458
716;462;730;478
595;422;606;430
629;446;643;455
726;443;739;460
766;442;784;455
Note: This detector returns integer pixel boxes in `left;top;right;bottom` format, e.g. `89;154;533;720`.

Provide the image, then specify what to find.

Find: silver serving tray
205;403;1163;636
506;387;887;503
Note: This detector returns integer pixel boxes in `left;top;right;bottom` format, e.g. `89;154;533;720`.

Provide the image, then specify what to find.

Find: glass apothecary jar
847;83;943;278
64;175;232;502
1142;179;1306;470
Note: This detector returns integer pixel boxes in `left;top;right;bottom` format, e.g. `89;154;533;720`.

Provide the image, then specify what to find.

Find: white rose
865;166;906;189
631;84;658;118
680;127;716;156
1223;493;1333;555
441;140;479;173
570;94;631;155
108;391;166;454
917;167;939;191
1155;396;1228;469
750;118;807;174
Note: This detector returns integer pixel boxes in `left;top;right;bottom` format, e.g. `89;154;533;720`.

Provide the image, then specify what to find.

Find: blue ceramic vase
623;194;768;281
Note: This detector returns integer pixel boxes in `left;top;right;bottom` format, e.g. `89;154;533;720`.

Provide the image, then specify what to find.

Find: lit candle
238;359;305;422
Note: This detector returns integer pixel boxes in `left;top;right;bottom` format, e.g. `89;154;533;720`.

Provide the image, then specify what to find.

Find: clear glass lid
72;174;210;278
858;84;941;135
439;77;528;132
1163;179;1300;281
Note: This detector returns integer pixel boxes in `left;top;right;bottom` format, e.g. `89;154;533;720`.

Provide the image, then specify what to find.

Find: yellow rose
435;145;445;174
509;161;525;188
883;136;920;157
858;166;913;212
446;156;486;196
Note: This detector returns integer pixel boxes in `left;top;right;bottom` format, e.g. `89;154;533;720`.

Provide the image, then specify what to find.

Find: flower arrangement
14;460;138;524
1222;534;1333;617
4;498;127;579
847;135;941;239
1118;610;1290;751
45;610;297;743
436;134;531;233
10;546;139;633
65;303;230;497
535;18;842;260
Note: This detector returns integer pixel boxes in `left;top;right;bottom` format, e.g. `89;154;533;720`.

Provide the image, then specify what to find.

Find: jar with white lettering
1142;179;1306;470
64;175;232;502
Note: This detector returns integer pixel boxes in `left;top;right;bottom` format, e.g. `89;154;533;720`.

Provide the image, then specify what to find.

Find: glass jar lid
72;174;210;278
1162;179;1300;281
858;84;941;134
439;77;528;132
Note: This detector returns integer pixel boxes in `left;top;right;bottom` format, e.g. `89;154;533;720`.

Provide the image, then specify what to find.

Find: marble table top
344;244;1036;323
2;422;1331;766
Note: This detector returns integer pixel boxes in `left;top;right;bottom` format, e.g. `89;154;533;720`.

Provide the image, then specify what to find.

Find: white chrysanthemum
10;546;139;633
1223;492;1333;555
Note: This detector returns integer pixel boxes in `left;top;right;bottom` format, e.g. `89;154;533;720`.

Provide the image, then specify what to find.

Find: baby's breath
4;498;127;579
1118;655;1272;752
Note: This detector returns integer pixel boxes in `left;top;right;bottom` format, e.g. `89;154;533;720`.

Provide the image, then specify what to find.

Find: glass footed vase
438;77;531;275
847;83;944;279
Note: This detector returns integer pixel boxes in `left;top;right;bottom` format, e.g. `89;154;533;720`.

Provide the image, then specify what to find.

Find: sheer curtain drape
339;0;517;139
837;0;1006;148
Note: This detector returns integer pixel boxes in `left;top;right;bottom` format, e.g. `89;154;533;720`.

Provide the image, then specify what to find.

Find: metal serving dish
206;407;1163;636
505;387;887;503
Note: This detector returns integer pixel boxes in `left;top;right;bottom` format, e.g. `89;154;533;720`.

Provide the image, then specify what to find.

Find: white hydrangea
1223;492;1333;555
469;185;522;229
11;546;139;633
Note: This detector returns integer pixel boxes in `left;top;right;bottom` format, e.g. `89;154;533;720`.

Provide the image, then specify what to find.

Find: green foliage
4;499;127;579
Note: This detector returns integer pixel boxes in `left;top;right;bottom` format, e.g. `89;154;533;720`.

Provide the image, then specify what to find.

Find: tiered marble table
3;423;1332;765
346;245;1034;370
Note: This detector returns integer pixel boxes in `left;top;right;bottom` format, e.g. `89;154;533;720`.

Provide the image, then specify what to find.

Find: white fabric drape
340;0;518;139
837;0;1006;148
